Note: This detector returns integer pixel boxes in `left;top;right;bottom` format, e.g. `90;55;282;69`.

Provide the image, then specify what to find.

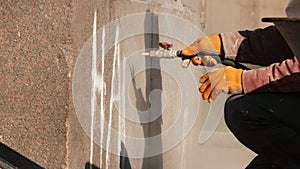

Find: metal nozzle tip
149;50;156;57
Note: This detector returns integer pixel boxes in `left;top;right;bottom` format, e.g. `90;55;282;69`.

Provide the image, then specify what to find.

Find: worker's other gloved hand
199;66;243;103
181;35;222;67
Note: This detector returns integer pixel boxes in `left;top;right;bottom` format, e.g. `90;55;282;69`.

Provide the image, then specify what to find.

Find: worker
181;1;300;169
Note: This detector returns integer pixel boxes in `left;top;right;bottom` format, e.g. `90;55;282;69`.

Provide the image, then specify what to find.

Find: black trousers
224;93;300;169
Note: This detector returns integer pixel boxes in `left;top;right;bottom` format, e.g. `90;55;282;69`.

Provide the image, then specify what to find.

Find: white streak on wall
100;27;106;169
117;29;122;155
90;10;97;169
106;23;119;169
122;46;126;142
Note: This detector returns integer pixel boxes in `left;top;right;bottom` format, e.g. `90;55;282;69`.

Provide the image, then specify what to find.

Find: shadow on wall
142;9;163;169
132;9;164;169
128;9;163;169
120;142;132;169
85;142;131;169
85;163;100;169
0;142;44;169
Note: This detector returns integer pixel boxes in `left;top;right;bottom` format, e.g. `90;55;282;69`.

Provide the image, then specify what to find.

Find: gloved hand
182;35;222;67
199;66;243;103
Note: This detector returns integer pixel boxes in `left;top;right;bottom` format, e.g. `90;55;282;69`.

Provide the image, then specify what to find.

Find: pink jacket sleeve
220;27;300;93
242;57;300;93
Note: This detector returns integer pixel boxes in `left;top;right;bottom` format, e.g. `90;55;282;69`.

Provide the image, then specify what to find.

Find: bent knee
224;95;246;133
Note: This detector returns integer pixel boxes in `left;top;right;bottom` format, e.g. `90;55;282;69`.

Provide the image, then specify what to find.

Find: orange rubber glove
199;66;243;103
182;35;222;66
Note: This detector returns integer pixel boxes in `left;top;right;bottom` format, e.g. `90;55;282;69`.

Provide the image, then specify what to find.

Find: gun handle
177;50;195;68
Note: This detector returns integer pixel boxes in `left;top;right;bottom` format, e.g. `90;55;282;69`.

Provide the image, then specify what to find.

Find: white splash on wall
90;10;97;169
99;26;106;169
105;23;120;169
